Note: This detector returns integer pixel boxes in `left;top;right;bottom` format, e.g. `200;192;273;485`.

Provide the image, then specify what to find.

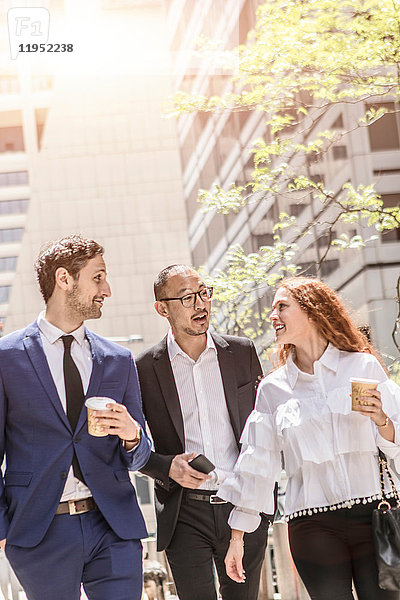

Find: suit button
60;471;67;480
73;437;80;443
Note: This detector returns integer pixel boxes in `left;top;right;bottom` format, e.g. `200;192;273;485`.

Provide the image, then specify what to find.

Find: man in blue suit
0;235;151;600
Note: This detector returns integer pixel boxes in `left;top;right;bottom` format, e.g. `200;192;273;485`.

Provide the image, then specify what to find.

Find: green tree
170;0;400;362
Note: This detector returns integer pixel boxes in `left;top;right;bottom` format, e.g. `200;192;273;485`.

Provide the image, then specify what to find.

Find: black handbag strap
378;449;400;507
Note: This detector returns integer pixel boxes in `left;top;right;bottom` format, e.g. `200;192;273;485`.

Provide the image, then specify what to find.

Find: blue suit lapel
23;322;72;431
75;328;105;433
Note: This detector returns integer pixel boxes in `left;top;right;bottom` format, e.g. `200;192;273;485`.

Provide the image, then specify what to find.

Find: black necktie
62;335;85;482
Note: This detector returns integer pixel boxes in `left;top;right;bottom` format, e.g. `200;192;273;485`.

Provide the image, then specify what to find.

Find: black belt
55;497;97;515
184;490;227;505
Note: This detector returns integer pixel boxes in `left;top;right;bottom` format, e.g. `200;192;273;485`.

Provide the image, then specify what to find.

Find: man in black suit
136;265;271;600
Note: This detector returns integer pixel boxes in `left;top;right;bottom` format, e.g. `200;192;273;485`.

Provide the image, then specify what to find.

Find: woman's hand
225;531;245;583
356;389;395;442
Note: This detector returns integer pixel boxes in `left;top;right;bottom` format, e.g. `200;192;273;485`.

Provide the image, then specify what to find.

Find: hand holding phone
188;454;215;474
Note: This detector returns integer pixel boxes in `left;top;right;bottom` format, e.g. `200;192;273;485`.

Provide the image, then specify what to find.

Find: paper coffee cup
350;378;379;411
85;397;116;437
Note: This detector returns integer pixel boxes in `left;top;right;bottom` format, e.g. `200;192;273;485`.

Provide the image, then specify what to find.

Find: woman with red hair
219;277;400;600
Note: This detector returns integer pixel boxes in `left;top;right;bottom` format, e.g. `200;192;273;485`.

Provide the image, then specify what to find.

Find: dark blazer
0;321;151;548
136;332;263;551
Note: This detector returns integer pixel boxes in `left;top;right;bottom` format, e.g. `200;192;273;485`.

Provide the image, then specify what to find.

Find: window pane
0;228;24;243
381;194;400;243
367;103;400;151
0;199;29;214
0;257;17;272
0;172;29;186
0;287;11;303
332;146;347;160
0;127;24;152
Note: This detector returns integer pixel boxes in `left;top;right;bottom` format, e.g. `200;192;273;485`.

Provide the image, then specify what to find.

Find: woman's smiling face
270;286;314;345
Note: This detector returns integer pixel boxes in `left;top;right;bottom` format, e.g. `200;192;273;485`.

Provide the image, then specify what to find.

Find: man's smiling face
65;255;111;324
156;269;211;338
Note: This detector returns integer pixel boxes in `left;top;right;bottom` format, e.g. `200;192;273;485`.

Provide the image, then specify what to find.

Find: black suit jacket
136;332;263;551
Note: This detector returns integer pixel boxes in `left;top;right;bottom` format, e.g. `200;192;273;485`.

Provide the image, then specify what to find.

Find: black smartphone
188;454;215;474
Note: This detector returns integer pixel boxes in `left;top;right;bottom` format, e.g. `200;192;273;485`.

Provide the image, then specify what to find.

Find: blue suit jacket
0;321;151;547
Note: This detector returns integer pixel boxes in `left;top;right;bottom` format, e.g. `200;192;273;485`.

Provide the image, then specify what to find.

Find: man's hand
0;539;6;552
169;452;211;488
94;403;141;448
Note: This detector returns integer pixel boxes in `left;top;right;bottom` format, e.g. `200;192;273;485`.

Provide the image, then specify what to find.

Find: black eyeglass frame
159;286;213;307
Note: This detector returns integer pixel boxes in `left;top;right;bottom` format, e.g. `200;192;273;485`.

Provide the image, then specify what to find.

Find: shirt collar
285;342;340;388
167;328;215;362
37;311;86;346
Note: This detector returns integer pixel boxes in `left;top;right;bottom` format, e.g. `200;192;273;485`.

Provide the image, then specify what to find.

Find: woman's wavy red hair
275;276;384;368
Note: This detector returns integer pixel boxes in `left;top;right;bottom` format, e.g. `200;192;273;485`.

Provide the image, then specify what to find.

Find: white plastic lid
85;396;117;410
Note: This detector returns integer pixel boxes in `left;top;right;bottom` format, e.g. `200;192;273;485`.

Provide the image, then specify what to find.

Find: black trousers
288;501;400;600
165;490;269;600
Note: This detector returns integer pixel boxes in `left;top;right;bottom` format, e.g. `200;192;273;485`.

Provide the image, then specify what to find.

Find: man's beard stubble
66;283;101;322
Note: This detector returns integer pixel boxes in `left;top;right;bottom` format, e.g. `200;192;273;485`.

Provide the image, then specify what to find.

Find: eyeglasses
159;286;213;308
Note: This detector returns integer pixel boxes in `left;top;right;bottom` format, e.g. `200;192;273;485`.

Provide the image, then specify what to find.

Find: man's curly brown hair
35;235;104;303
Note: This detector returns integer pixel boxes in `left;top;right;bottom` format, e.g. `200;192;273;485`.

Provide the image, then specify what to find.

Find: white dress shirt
168;329;239;490
218;343;400;532
37;312;93;501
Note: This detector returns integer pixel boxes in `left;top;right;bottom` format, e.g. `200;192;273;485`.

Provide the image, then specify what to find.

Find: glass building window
0;127;24;153
0;287;11;304
186;182;201;222
0;228;24;243
367;103;400;151
35;108;49;150
381;194;400;243
216;113;237;165
332;146;348;160
289;203;305;217
238;0;257;45
0;257;17;272
200;150;218;190
310;173;324;185
0;76;19;94
0;199;29;215
299;260;340;277
192;233;209;268
315;231;337;247
252;233;274;248
332;114;344;129
0;172;29;186
206;213;226;253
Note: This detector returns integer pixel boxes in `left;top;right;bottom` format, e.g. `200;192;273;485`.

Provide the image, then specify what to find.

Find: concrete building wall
165;0;400;363
1;1;190;359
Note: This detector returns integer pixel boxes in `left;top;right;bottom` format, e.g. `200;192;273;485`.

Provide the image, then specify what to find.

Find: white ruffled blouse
218;343;400;532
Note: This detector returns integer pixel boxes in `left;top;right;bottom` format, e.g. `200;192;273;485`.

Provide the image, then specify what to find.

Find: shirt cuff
228;507;261;533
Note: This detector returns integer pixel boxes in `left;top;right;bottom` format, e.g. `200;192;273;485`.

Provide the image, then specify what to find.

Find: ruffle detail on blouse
239;410;281;451
277;385;378;477
218;410;280;515
284;492;396;522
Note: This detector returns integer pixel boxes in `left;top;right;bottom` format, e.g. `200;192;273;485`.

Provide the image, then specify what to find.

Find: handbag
372;450;400;590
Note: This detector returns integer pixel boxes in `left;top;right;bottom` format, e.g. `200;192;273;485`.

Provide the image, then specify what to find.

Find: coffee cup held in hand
85;397;116;436
350;378;379;411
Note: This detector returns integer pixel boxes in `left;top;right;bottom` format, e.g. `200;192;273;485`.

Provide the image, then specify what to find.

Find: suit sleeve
120;356;152;471
140;450;175;489
0;362;9;540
